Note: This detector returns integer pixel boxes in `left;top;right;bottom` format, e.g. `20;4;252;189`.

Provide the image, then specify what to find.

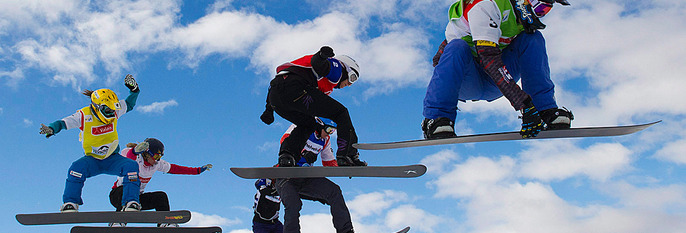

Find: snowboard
230;165;427;179
354;121;660;150
71;226;222;233
16;210;191;225
396;226;411;233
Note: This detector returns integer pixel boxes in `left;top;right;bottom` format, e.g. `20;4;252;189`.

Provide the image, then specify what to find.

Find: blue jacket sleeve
48;120;67;135
125;90;139;112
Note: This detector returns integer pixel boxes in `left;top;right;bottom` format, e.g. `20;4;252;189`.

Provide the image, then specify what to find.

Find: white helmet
334;55;359;84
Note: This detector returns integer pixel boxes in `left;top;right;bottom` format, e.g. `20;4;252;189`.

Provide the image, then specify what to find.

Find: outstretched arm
167;164;212;175
124;74;140;112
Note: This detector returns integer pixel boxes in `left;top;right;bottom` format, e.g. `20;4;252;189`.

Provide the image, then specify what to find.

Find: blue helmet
315;117;337;134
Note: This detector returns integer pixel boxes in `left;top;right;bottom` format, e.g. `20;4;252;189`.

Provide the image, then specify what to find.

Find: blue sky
3;0;686;232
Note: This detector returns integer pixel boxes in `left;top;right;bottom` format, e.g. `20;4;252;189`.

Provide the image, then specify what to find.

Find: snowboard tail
16;210;191;225
354;121;660;150
71;226;222;233
396;226;411;233
230;165;427;179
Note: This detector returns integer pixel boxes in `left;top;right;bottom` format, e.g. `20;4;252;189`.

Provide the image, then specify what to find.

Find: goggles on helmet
95;104;116;118
316;117;337;134
346;67;359;84
530;0;553;18
144;150;163;161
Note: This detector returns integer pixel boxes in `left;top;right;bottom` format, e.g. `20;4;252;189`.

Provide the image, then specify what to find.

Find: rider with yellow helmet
39;74;142;213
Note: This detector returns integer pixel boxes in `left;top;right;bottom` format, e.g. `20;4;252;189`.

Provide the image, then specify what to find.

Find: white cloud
186;211;241;227
226;229;251;233
420;149;459;175
385;205;440;233
518;141;634;182
347;190;408;218
23;118;33;127
3;0;439;95
426;151;686;233
654;138;686;165
544;1;686;125
137;99;178;114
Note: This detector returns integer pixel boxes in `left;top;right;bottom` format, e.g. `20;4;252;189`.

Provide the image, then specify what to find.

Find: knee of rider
67;162;88;182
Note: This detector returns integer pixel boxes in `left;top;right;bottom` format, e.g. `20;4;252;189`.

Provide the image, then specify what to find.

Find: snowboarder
274;117;355;233
422;0;574;139
108;138;212;227
260;46;366;167
252;178;283;233
39;74;142;212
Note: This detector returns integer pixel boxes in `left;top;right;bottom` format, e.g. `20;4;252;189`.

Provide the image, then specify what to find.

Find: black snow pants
267;74;358;161
109;186;170;211
275;178;353;233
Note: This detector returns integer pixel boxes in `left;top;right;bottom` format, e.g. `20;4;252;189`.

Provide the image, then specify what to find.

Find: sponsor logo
489;17;498;28
503;10;511;21
91;124;114;135
515;0;534;23
165;215;185;220
84;115;93;122
404;170;418;174
127;172;139;182
498;66;514;82
91;145;110;155
69;170;83;178
476;40;497;47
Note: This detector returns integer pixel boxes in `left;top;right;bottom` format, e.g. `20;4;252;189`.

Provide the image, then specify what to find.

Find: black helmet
144;138;164;160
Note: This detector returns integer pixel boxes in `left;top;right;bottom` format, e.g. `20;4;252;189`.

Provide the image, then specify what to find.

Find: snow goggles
95;104;116;118
529;0;553;18
324;125;336;135
145;150;163;161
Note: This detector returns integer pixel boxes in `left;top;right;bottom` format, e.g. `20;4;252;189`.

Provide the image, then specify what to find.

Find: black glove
302;151;318;164
39;124;55;138
311;46;335;79
520;100;543;138
260;104;274;125
124;74;139;92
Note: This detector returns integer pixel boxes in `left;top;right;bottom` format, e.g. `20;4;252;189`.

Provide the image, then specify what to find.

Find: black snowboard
230;165;427;179
16;210;191;225
354;121;660;150
71;226;222;233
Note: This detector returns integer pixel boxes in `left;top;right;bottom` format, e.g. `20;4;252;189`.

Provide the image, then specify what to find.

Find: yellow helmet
90;88;121;124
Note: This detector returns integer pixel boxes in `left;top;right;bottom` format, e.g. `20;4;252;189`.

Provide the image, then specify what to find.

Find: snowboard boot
278;151;297;167
422;117;457;139
337;152;367;167
60;202;79;213
123;201;141;212
540;107;574;130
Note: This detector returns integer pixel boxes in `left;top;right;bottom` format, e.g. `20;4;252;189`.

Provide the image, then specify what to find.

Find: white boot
60;202;79;213
123;201;141;212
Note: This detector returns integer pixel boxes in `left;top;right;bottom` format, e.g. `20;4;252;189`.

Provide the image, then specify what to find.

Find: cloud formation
136;99;178;114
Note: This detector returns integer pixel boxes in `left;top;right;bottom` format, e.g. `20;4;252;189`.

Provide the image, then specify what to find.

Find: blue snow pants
423;31;557;122
63;153;140;207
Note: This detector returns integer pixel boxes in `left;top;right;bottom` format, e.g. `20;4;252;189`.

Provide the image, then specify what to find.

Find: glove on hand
302;151;318;164
318;46;335;58
124;74;139;92
134;141;149;154
39;124;55;138
199;164;213;173
260;107;274;125
520;102;543;138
